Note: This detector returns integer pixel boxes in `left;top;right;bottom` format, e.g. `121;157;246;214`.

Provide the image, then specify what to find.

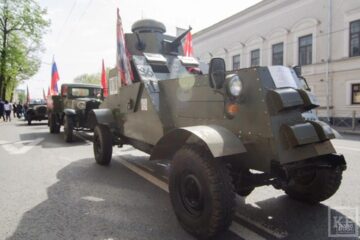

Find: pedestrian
17;103;23;118
13;103;17;118
0;98;5;122
4;100;12;122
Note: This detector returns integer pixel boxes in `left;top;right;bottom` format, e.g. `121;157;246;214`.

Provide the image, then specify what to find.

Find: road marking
0;138;44;154
230;223;266;240
236;214;288;238
81;196;105;202
119;158;168;192
119;157;285;239
335;145;360;152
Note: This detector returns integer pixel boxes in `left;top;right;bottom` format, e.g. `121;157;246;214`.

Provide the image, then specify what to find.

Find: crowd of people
0;98;25;122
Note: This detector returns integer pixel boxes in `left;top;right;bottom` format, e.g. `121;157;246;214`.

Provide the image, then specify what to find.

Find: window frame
351;83;360;105
350;19;360;57
232;54;241;70
250;49;260;67
272;42;284;65
298;34;313;66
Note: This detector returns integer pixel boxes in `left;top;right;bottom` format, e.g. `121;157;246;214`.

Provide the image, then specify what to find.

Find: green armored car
89;19;346;239
48;83;102;142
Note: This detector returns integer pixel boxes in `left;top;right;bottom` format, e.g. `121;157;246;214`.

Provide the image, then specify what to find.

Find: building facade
193;0;360;127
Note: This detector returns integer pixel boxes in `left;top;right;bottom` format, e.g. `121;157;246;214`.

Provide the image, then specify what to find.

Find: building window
272;42;284;65
250;49;260;67
298;34;312;65
350;20;360;57
232;54;240;70
352;83;360;104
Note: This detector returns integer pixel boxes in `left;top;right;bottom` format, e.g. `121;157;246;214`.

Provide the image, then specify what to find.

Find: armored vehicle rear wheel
93;125;112;166
284;166;343;203
169;145;235;239
64;115;74;143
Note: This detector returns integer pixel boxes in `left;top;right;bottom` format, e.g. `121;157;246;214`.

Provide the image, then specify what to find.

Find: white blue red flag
116;8;133;86
51;60;60;95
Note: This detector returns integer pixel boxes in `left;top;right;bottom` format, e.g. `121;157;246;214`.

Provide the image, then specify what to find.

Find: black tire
284;166;343;203
93;125;113;165
49;114;55;133
63;115;74;143
169;145;235;239
27;116;32;125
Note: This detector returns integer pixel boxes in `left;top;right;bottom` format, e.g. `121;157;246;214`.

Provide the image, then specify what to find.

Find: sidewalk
332;126;360;136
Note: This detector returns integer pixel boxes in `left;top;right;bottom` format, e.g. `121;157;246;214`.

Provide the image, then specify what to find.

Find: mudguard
150;125;246;161
88;109;116;129
64;108;76;116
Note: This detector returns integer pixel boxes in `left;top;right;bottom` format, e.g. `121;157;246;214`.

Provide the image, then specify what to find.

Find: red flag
183;32;193;57
50;59;60;95
101;59;108;97
26;85;30;103
116;8;134;86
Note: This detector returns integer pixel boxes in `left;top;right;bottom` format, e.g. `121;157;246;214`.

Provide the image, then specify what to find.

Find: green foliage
0;0;50;98
73;67;112;85
74;73;101;85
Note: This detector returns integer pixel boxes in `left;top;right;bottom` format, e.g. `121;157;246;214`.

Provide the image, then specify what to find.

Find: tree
0;0;49;99
73;68;112;85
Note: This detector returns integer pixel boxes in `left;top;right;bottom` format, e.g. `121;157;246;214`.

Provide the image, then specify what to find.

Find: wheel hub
180;173;204;216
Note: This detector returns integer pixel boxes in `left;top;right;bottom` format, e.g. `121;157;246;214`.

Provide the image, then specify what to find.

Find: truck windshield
70;88;101;98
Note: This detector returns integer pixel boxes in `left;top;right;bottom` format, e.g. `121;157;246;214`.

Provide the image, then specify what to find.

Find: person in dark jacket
0;98;5;121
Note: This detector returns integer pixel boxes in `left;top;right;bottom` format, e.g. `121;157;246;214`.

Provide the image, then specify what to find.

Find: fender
88;109;116;129
150;125;247;161
64;108;76;116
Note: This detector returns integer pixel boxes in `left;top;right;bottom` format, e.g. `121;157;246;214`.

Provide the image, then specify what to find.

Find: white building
193;0;360;127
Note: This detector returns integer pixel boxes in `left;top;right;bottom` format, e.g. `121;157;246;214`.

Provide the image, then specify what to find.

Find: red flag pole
101;59;108;97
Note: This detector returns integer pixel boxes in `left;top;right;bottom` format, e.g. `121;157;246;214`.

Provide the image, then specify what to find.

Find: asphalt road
0;119;359;240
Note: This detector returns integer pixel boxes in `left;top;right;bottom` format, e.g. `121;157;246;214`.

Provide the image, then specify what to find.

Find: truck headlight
77;101;86;110
226;74;243;97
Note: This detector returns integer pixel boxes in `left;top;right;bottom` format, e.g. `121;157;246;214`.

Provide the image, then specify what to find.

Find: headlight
77;101;86;110
226;74;243;97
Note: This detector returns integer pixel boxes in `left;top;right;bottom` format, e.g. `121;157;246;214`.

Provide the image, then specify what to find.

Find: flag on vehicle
101;59;108;97
183;31;193;57
116;8;133;86
26;85;30;103
51;59;60;95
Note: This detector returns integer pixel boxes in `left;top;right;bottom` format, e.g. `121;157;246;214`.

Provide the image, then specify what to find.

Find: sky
21;0;262;98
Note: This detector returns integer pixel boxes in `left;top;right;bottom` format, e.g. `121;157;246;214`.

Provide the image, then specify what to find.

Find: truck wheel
27;116;32;125
93;125;112;165
49;114;55;133
63;115;74;142
169;145;235;239
284;166;343;203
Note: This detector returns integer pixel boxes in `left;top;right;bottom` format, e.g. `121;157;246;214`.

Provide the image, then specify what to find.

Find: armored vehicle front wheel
169;145;235;239
93;125;113;166
63;115;74;143
284;166;343;203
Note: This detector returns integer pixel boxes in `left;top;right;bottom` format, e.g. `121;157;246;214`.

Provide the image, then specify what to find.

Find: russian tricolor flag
51;60;60;95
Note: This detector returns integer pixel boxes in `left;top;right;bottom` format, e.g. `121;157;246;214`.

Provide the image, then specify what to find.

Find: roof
61;83;101;88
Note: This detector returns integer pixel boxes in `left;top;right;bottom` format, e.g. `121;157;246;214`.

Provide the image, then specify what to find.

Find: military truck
89;19;346;239
25;99;48;125
47;83;102;142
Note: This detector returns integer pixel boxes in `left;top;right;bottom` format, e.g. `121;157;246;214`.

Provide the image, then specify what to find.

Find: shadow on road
6;158;195;240
6;155;359;240
19;131;92;149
